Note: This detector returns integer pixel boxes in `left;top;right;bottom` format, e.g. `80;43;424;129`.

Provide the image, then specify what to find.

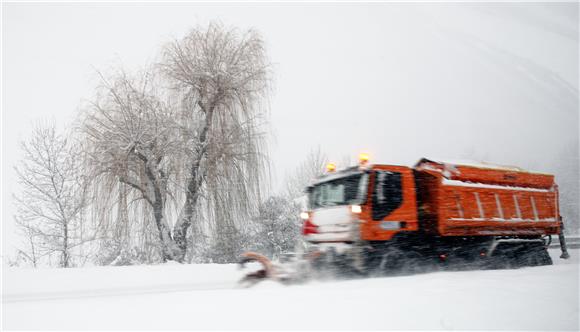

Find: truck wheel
536;248;553;266
363;245;399;276
487;251;511;270
379;249;427;275
369;247;404;276
515;248;535;268
515;245;553;268
399;251;428;275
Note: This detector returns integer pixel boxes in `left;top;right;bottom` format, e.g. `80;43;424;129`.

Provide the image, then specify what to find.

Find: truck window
309;173;367;209
372;171;403;220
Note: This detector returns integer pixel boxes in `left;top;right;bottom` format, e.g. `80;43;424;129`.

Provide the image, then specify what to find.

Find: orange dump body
413;159;561;237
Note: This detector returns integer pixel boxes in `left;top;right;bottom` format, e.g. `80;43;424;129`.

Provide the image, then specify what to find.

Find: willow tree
82;70;182;261
161;23;271;262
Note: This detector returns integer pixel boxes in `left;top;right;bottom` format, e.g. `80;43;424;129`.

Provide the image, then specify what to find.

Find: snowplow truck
239;157;570;284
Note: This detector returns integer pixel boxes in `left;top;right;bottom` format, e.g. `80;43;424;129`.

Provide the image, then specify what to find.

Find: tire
398;251;428;275
373;247;427;276
536;248;553;266
514;244;552;268
515;249;534;268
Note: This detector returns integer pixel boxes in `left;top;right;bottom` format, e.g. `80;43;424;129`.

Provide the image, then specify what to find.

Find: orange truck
299;156;570;273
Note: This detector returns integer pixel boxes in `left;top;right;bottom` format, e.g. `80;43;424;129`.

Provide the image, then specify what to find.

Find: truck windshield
309;173;368;209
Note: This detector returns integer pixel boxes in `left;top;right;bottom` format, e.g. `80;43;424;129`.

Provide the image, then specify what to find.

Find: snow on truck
239;155;571;285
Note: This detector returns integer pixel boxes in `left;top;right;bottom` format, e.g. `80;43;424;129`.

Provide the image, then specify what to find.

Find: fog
2;3;578;256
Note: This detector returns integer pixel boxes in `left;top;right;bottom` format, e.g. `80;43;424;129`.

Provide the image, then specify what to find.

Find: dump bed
414;159;561;237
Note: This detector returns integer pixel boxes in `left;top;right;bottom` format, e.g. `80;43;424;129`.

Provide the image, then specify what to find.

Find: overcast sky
2;2;578;256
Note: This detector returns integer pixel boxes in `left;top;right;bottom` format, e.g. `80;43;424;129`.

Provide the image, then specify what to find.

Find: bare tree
78;22;271;264
14;218;39;267
13;122;89;267
161;22;271;262
284;147;328;201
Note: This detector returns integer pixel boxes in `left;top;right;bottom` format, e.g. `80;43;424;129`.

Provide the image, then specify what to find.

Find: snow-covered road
3;249;579;330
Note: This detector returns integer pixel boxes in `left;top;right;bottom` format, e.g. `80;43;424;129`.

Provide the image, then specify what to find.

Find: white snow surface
425;158;529;172
2;249;579;330
442;178;553;192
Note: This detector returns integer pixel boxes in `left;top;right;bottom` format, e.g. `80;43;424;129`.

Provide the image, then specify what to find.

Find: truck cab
302;159;418;246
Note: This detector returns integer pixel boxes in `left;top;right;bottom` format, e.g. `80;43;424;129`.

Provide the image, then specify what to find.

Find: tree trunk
173;106;215;262
62;220;69;268
174;196;194;262
143;159;176;262
153;199;175;262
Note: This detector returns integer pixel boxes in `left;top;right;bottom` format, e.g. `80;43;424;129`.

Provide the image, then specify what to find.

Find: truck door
360;166;418;241
372;171;403;220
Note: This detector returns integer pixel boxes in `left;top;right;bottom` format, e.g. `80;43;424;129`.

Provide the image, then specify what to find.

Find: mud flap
558;232;570;259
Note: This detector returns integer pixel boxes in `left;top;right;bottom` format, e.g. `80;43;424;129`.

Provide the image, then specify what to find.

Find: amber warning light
326;163;336;172
359;153;369;166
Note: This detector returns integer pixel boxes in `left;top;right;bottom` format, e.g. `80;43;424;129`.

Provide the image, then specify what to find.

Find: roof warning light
359;153;370;166
326;163;336;173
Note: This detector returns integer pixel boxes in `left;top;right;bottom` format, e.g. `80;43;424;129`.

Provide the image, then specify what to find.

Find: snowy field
2;249;579;331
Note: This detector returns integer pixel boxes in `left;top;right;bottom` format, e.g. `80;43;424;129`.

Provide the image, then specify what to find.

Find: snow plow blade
238;252;277;287
238;251;314;286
